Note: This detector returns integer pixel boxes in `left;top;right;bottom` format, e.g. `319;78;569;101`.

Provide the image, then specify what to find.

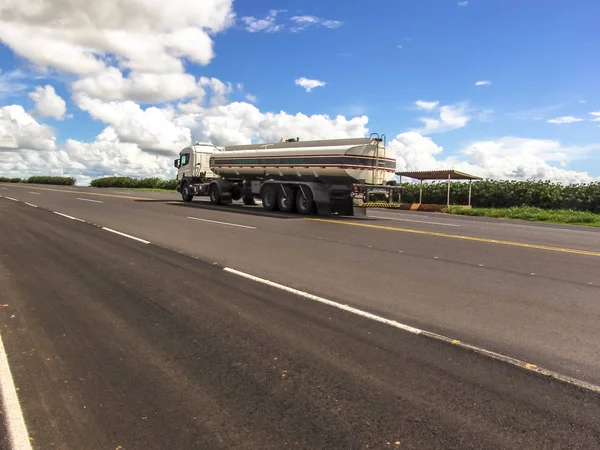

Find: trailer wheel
209;184;221;205
296;185;314;215
277;185;295;213
261;185;278;211
181;182;194;202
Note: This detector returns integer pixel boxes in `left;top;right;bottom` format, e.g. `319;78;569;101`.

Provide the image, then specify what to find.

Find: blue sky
0;0;599;183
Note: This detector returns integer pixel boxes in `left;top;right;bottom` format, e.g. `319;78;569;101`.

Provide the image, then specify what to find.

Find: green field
445;206;600;227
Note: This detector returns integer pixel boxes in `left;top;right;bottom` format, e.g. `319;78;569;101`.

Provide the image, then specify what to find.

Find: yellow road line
306;218;600;257
5;185;149;201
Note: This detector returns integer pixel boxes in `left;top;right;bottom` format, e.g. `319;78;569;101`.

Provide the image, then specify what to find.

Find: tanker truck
173;135;399;216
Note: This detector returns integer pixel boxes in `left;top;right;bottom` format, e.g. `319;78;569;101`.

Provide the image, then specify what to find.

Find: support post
468;180;472;207
419;180;423;204
447;173;451;207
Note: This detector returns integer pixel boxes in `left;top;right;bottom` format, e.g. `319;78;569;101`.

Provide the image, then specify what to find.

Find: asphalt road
1;184;600;448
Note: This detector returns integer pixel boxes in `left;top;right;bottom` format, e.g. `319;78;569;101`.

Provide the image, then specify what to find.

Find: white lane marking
5;197;18;202
223;267;600;394
76;197;103;204
223;268;422;334
369;215;460;227
187;216;256;230
28;192;40;195
53;211;86;222
24;203;38;208
101;227;150;244
0;187;8;190
0;334;34;450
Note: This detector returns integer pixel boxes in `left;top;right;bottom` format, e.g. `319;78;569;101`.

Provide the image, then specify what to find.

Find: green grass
445;206;600;227
109;187;177;193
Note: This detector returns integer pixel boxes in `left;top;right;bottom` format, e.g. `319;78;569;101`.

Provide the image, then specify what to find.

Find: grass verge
445;206;600;227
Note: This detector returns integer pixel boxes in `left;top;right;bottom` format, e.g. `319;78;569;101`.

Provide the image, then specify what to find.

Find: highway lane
2;184;600;388
1;200;600;449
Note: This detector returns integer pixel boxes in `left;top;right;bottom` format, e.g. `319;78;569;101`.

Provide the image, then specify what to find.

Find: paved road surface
1;184;600;448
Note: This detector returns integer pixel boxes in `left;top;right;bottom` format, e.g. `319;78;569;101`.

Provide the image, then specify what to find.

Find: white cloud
289;16;342;32
0;70;29;98
200;77;233;106
181;102;368;146
28;85;67;119
245;93;257;103
416;102;470;134
73;94;191;154
547;116;583;124
0;0;235;75
295;77;326;92
0;105;57;151
72;67;204;103
241;10;284;33
589;111;600;122
415;100;439;110
389;133;599;183
475;80;492;86
458;1;468;6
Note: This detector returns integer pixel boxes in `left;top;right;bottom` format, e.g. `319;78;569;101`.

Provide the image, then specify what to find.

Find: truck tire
209;184;221;205
277;185;295;213
296;185;314;215
261;185;278;211
181;182;194;202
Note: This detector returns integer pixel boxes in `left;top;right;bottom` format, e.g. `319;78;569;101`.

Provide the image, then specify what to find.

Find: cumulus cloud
458;1;468;6
245;93;257;103
0;0;235;75
415;100;439;110
72;67;204;103
589;111;600;122
547;116;583;124
289;16;342;32
295;77;326;92
389;133;599;183
182;101;368;146
0;70;29;98
416;102;470;134
29;85;67;119
241;10;284;33
73;94;191;154
0;105;57;151
474;80;492;86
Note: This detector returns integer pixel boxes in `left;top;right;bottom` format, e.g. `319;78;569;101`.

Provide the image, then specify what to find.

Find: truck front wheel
209;184;221;205
181;183;194;202
261;185;278;211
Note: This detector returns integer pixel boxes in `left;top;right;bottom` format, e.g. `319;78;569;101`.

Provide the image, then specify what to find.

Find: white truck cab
173;142;220;182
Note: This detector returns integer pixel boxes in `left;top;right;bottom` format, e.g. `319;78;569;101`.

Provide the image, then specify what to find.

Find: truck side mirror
174;159;180;168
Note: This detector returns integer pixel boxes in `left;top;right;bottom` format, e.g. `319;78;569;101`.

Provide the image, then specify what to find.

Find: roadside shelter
396;170;482;207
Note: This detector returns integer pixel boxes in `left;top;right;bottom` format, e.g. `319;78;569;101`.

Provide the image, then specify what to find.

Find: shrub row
90;176;178;190
0;177;22;183
400;180;600;213
26;176;76;186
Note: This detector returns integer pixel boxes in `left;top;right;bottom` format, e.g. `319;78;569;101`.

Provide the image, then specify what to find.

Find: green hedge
26;176;76;186
0;177;22;183
401;180;600;213
90;176;178;190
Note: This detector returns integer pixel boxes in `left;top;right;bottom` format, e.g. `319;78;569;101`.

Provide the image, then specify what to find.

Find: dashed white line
101;227;150;244
76;197;103;204
0;187;8;190
24;202;38;208
28;192;41;195
223;267;600;394
187;216;256;230
369;215;461;227
0;334;34;450
5;197;18;202
53;211;86;222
